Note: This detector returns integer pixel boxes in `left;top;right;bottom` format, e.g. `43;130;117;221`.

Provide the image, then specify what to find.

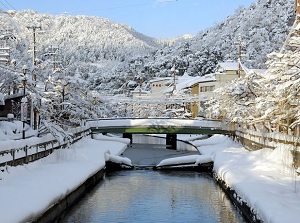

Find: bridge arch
87;118;232;149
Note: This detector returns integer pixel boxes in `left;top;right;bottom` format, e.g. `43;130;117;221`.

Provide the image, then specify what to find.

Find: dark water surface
59;170;246;223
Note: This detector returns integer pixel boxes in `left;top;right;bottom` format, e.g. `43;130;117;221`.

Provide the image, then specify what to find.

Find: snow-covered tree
206;16;300;134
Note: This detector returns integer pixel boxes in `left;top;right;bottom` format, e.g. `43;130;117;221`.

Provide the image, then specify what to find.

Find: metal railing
0;127;91;167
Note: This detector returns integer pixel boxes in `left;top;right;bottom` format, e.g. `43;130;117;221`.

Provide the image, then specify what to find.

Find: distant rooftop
164;73;216;94
149;77;172;83
217;61;240;71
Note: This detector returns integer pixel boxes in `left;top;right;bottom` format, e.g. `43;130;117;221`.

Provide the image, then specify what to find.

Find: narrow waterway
58;136;247;223
59;170;246;223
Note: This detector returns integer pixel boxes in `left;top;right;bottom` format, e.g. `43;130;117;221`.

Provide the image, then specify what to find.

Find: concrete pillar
123;133;132;144
166;133;177;150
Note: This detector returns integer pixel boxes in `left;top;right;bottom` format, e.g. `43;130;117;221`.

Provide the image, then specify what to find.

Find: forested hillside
0;0;295;94
191;0;294;68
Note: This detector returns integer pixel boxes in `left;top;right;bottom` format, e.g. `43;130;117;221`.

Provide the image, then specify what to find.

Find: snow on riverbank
192;135;300;223
0;136;129;223
1;125;300;223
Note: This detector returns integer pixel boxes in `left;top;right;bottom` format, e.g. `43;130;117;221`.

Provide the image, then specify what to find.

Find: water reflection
59;170;246;223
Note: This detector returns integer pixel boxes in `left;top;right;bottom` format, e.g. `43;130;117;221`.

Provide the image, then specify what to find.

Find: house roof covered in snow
149;77;172;83
216;61;240;72
163;73;216;94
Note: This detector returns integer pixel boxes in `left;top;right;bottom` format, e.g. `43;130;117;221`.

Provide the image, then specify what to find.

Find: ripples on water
59;170;246;223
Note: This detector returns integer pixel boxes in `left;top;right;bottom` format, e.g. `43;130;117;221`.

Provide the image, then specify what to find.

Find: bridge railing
87;118;224;129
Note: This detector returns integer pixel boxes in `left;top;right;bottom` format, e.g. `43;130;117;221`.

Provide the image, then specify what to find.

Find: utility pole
235;35;243;78
43;45;61;71
27;25;41;81
139;78;142;96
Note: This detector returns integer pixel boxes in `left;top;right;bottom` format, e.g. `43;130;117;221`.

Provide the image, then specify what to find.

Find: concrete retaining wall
214;174;262;223
33;168;105;223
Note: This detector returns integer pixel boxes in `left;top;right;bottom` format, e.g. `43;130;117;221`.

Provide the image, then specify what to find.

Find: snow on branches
207;31;300;133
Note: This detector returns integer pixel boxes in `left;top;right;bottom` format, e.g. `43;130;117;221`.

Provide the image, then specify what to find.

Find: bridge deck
88;118;231;135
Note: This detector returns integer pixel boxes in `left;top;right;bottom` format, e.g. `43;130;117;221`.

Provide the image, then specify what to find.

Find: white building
149;77;173;97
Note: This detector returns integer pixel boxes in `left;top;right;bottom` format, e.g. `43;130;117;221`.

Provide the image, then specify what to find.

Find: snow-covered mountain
106;0;295;93
0;0;295;95
1;10;159;69
190;0;294;68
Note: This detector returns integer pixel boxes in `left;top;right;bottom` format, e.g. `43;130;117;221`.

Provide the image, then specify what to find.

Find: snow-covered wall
222;122;300;169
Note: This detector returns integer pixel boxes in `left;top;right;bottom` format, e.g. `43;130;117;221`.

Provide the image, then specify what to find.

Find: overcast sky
5;0;256;38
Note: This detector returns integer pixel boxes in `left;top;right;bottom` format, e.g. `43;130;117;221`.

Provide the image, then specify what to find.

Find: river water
59;135;246;222
59;170;246;223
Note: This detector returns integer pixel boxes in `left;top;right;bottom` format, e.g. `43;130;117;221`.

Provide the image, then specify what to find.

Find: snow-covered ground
0;135;130;223
0;119;300;223
0;120;37;141
193;135;300;223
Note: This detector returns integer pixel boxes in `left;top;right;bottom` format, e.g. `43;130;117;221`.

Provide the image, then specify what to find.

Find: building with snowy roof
214;61;246;85
161;61;251;118
149;77;173;97
145;61;262;118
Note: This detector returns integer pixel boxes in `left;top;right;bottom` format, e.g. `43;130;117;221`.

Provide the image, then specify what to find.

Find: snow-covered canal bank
0;133;300;223
190;135;300;223
0;135;130;223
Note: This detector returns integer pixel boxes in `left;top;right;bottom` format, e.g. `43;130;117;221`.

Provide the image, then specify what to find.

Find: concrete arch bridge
87;118;232;150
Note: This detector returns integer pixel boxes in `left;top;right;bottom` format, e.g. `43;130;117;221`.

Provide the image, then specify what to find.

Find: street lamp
22;65;28;95
21;65;28;139
21;97;28;139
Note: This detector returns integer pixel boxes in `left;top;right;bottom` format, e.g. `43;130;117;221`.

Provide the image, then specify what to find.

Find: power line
0;1;9;10
0;5;15;19
3;0;17;10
